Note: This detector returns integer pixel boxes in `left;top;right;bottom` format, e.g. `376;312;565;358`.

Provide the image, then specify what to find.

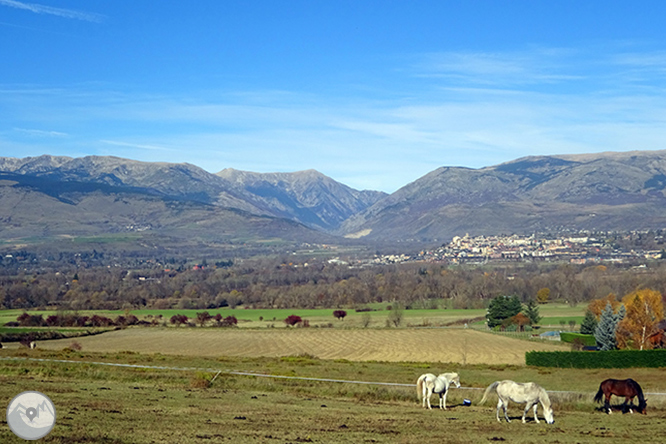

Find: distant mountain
340;150;666;241
218;168;386;230
0;155;383;245
5;151;666;248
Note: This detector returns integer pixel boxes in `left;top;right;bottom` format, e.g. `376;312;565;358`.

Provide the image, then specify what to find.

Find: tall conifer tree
580;310;598;335
594;303;624;350
523;299;542;325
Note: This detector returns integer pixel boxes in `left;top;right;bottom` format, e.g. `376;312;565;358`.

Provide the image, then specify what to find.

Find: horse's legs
503;401;511;423
426;387;432;410
521;402;535;423
497;397;510;423
625;396;633;414
441;391;447;410
532;403;540;423
604;394;612;414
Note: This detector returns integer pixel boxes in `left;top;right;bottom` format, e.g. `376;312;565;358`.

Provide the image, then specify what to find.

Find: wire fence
3;356;666;399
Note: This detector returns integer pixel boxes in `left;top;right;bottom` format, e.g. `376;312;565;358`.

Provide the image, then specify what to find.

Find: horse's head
441;373;461;388
452;374;461;388
544;406;554;424
638;398;647;415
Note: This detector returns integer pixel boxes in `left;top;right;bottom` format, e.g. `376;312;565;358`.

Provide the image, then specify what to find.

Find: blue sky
2;1;666;192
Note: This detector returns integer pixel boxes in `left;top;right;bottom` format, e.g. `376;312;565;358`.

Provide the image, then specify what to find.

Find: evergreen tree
580;310;598;335
486;295;523;328
523;299;542;325
594;303;625;350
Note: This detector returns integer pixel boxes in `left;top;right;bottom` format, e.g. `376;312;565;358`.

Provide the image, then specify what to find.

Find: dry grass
0;350;665;444
35;327;567;365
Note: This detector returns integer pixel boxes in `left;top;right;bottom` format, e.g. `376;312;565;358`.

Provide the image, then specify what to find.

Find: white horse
416;372;461;410
480;380;554;424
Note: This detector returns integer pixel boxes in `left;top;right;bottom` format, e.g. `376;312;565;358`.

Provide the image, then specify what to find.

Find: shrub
169;314;189;326
387;304;404;327
196;311;212;327
221;315;237;327
190;372;212;388
90;315;115;327
355;307;374;312
17;313;46;327
333;310;347;320
284;315;302;327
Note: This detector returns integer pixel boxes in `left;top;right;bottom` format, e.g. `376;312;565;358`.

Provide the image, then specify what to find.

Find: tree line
2;257;666;311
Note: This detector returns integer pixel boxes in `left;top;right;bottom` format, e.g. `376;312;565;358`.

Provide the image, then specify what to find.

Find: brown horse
594;378;646;414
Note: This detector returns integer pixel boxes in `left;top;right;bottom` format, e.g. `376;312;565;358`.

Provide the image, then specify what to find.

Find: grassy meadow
0;303;585;329
0;349;665;443
3;304;661;443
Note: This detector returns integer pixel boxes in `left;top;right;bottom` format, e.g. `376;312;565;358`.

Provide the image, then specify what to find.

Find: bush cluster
526;349;666;368
14;312;142;328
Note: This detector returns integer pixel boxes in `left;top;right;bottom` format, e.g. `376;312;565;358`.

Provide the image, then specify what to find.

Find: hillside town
367;231;666;265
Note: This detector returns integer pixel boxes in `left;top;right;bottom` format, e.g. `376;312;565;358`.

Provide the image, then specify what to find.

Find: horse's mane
627;378;647;408
438;372;458;382
536;384;552;409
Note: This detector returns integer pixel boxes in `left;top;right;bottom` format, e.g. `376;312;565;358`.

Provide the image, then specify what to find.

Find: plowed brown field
38;328;566;365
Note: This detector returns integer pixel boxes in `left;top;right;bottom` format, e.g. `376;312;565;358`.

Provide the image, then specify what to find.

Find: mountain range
342;150;666;241
1;150;666;248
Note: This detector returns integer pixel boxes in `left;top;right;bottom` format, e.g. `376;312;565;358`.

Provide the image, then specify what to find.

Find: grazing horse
480;380;554;424
594;378;647;414
416;372;461;410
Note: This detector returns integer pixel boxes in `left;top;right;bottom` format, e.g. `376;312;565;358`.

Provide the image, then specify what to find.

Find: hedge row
526;349;666;368
559;332;596;346
0;329;113;343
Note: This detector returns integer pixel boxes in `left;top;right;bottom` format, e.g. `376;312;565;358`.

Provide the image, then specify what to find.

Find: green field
0;303;586;330
0;349;664;443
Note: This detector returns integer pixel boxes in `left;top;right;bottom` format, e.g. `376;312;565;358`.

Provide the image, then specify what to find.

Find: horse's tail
479;381;500;405
416;375;425;400
593;382;605;404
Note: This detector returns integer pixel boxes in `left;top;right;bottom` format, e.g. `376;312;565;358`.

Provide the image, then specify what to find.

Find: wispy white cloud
0;0;103;22
4;44;666;192
100;140;174;152
14;127;67;137
415;48;585;87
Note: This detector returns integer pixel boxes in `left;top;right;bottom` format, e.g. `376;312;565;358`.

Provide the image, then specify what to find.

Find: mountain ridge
340;150;666;241
0;155;384;234
4;150;666;246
